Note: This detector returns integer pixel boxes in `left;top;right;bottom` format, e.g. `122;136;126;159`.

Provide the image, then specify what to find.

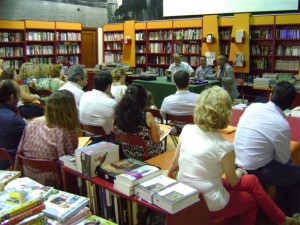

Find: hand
236;168;247;176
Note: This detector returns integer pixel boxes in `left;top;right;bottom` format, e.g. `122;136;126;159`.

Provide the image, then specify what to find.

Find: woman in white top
111;67;127;102
167;86;298;225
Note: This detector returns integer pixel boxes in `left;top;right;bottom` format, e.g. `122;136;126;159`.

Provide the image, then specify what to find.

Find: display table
133;77;220;108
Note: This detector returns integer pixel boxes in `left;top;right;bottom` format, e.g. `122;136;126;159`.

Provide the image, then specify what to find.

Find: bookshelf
219;26;232;57
134;22;147;74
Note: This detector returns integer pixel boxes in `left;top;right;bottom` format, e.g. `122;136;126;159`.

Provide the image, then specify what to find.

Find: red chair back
144;108;164;124
81;124;108;141
165;114;194;125
0;148;14;170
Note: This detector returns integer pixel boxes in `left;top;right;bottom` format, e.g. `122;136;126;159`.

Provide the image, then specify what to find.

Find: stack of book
0;170;21;191
253;77;272;88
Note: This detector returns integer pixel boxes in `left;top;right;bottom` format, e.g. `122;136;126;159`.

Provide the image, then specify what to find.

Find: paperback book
59;154;77;171
0;170;21;190
152;183;199;214
134;175;177;203
113;180;135;196
17;212;47;225
115;164;161;186
47;207;91;225
234;53;245;67
42;190;89;222
77;215;117;225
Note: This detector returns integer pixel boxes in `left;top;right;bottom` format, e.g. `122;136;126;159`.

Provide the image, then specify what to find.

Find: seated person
161;70;199;134
234;81;300;216
167;86;298;225
111;67;127;102
114;84;162;161
0;80;26;169
145;90;158;110
79;70;117;139
195;55;213;79
14;90;80;187
168;53;194;80
29;63;51;91
0;67;18;82
49;64;66;92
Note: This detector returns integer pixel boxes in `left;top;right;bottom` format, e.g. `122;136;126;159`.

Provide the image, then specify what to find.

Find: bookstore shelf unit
0;20;82;69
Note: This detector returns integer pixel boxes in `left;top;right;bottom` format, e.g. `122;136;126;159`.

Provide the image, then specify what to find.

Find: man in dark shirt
0;79;26;169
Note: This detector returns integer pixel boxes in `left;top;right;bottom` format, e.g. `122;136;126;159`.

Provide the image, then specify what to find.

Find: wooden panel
276;14;300;25
82;28;98;68
219;17;233;27
123;21;135;67
0;20;25;29
135;22;146;30
147;21;173;29
173;19;202;28
25;20;55;29
56;22;82;30
250;15;274;25
202;15;219;59
103;24;123;32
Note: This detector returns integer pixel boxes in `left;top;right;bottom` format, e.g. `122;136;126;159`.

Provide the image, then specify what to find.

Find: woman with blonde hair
15;89;80;187
111;67;127;102
167;86;299;225
49;64;66;92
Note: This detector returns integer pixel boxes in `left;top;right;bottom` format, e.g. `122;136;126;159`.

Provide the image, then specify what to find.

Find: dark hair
174;70;189;89
0;79;18;104
114;84;148;132
68;64;85;82
93;70;112;91
1;68;15;80
271;81;296;110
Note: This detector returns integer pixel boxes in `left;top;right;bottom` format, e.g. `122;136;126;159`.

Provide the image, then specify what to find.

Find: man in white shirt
234;81;300;216
161;70;199;134
59;64;88;109
168;53;194;80
79;70;117;136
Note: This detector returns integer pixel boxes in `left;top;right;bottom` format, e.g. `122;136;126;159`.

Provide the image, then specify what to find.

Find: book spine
16;212;47;225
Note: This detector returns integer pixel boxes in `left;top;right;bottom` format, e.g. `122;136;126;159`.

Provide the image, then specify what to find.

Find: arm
222;65;235;84
167;140;181;178
20;84;40;102
274;129;291;163
146;112;160;144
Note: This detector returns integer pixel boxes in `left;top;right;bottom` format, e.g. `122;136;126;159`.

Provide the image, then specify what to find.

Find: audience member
0;68;18;82
145;90;158;110
111;67;127;102
234;81;300;216
59;64;88;109
49;64;66;92
167;85;299;225
30;63;51;91
114;84;162;160
161;70;199;134
15;90;80;187
168;53;194;79
0;80;26;169
79;70;117;137
17;62;44;119
195;55;213;79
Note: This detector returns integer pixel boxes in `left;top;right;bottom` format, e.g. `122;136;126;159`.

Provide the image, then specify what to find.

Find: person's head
172;53;182;66
271;81;296;110
32;63;50;78
45;89;79;131
174;70;190;90
93;70;113;92
67;64;88;87
199;56;207;67
0;68;18;82
194;86;232;132
19;62;34;81
114;84;148;132
217;55;227;67
145;90;155;108
111;67;126;84
0;79;20;107
49;64;63;79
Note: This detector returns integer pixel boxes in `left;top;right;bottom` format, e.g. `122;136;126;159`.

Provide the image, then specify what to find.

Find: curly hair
32;63;50;78
49;64;63;78
194;86;232;132
114;84;148;132
19;62;34;81
111;67;126;82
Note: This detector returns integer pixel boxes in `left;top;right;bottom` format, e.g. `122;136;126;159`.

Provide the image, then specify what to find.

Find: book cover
96;158;152;183
234;53;244;67
113;180;135;196
134;175;177;203
16;212;47;225
59;154;77;171
153;183;199;214
1;203;45;225
42;190;89;222
46;207;91;225
4;177;54;200
115;165;162;186
81;142;119;178
0;191;44;222
204;52;215;66
0;171;21;190
77;215;117;225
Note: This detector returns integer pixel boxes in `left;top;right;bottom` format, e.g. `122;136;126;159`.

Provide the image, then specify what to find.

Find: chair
0;148;14;170
81;124;108;141
111;130;150;160
144;108;164;124
16;153;62;189
165;114;194;146
236;78;245;103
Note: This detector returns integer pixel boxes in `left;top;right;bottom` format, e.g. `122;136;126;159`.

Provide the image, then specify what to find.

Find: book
0;191;44;222
204;52;216;66
134;175;177;203
96;158;153;183
234;53;244;67
81;142;119;178
16;212;47;225
78;137;91;148
76;215;117;225
235;30;244;43
115;164;161;186
59;154;77;171
0;203;45;225
0;171;21;190
152;183;199;214
113;180;135;196
46;207;91;225
291;106;300;117
42;190;89;222
4;177;54;200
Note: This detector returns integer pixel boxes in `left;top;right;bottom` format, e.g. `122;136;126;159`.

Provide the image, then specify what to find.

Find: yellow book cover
0;171;21;190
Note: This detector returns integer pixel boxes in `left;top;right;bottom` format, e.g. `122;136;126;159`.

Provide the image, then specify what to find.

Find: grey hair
68;64;85;82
